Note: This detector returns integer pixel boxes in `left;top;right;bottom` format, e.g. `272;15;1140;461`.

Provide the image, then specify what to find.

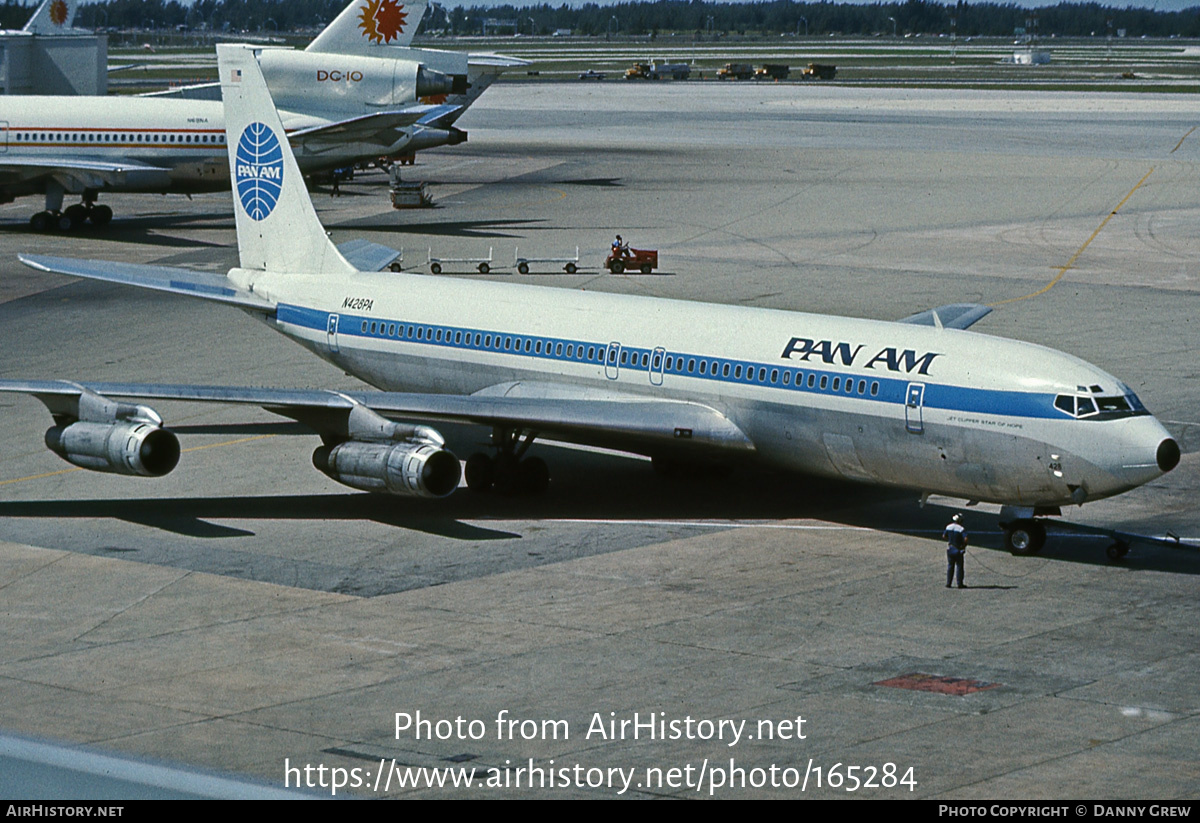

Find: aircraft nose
1158;438;1181;473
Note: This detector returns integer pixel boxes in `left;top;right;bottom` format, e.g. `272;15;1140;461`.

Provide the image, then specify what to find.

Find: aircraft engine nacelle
415;66;468;97
312;440;461;498
44;421;181;477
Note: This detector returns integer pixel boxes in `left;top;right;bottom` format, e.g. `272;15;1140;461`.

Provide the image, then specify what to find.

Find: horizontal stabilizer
336;239;400;272
289;107;458;147
899;303;992;330
467;54;532;69
18;255;275;313
141;82;222;101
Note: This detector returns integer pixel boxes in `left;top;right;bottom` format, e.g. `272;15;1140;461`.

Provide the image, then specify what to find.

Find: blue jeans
947;549;964;586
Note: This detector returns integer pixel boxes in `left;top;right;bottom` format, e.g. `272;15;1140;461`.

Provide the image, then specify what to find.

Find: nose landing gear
1002;519;1046;555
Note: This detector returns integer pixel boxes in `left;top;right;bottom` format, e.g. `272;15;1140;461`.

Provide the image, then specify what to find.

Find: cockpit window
1054;393;1144;420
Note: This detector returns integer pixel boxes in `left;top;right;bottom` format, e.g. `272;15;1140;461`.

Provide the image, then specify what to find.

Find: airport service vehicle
801;63;838;80
754;64;790;81
606;248;658;274
624;62;690;81
717;63;754;81
0;45;1180;559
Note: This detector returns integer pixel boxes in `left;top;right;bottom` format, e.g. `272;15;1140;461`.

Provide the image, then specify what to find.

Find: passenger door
326;313;340;354
905;382;925;434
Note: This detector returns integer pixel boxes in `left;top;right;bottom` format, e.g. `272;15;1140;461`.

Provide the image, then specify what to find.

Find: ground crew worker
612;235;630;257
944;513;967;588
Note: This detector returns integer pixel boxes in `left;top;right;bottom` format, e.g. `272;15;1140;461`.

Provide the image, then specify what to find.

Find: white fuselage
0;96;409;198
236;265;1176;508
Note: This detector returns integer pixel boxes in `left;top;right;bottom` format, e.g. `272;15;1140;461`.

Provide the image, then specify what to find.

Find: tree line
3;0;1199;39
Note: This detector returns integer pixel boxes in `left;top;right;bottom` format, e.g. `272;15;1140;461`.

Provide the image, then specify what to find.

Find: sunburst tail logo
49;0;69;26
357;0;408;44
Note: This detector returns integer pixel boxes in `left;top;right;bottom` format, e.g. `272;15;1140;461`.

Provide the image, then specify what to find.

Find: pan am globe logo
235;122;284;221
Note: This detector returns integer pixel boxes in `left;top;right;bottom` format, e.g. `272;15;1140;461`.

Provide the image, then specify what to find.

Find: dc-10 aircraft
0;0;517;231
0;45;1181;558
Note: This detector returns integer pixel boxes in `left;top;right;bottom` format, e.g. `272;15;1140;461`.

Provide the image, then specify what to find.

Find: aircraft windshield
1054;393;1143;420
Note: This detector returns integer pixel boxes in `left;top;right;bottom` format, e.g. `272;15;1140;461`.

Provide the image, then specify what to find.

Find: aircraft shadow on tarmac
2;443;1197;577
336;215;548;238
0;212;234;249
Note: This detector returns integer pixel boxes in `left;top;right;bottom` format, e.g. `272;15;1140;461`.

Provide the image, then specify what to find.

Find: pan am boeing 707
0;45;1180;557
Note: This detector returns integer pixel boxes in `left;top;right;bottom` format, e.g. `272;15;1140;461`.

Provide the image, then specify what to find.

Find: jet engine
312;440;461;498
39;391;180;477
44;420;180;477
309;403;461;497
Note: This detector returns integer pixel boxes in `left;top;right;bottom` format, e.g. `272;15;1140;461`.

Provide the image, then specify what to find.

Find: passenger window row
355;318;882;397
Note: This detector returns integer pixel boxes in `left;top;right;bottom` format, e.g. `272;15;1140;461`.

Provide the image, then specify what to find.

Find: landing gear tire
89;204;113;227
54;212;74;232
1106;541;1130;561
30;212;51;232
491;454;520;495
518;456;549;494
464;452;549;495
464;453;495;492
64;204;88;228
1004;520;1046;555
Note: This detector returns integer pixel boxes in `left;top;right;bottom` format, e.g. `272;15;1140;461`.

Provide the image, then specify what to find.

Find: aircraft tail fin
217;44;355;276
305;0;427;55
23;0;77;33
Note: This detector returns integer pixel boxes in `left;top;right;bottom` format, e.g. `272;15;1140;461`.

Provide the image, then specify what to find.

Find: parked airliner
0;0;518;230
0;45;1180;558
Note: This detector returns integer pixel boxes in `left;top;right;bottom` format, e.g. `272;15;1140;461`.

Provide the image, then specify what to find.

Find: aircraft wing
18;255;275;313
0;380;756;457
0;157;173;192
898;303;992;330
0;157;169;175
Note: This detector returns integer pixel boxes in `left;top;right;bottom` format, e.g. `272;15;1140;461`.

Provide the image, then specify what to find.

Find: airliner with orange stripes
0;0;519;230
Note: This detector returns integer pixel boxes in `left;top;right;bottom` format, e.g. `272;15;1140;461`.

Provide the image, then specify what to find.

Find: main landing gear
464;427;550;495
29;187;113;233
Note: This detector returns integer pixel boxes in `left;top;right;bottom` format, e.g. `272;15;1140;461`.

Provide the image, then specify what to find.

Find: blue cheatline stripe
277;303;1069;420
